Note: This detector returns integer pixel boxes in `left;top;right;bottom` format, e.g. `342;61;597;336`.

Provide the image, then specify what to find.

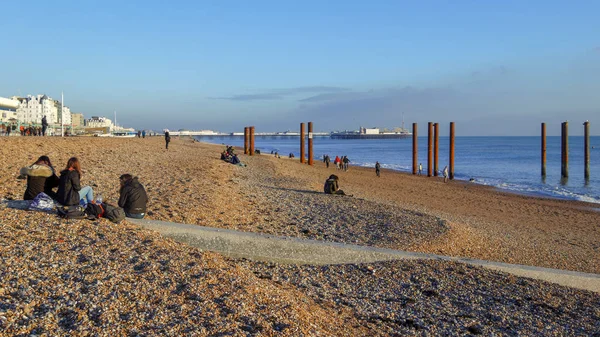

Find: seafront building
11;94;72;126
85;116;114;129
0;97;19;123
71;113;85;127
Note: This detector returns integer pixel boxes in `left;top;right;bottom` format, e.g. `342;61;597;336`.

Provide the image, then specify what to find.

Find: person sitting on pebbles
19;155;60;200
57;157;95;206
324;174;346;195
118;174;148;219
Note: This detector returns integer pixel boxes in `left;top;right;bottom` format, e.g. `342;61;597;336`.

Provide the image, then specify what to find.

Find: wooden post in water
308;122;314;165
449;122;455;180
412;123;418;175
249;126;255;156
244;127;249;154
300;123;305;163
561;122;569;178
434;123;439;176
584;121;590;180
427;122;433;177
541;123;546;177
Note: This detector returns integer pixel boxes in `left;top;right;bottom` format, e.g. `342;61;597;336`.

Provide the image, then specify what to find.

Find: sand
0;136;599;336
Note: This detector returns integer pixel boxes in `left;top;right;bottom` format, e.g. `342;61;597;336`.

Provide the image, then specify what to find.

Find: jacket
324;178;338;194
57;169;82;206
118;177;148;214
20;164;59;200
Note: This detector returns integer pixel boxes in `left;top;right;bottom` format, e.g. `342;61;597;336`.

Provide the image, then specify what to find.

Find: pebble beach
1;136;599;336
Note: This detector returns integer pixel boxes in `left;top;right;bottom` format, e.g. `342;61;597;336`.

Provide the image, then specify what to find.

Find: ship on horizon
330;126;412;139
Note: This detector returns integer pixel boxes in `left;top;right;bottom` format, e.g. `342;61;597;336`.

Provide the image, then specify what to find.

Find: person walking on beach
334;156;341;170
443;165;449;183
164;130;171;150
142;130;146;138
325;155;330;168
118;174;148;219
57;157;95;206
41;116;48;136
5;124;10;137
418;163;423;176
342;156;350;171
375;161;381;177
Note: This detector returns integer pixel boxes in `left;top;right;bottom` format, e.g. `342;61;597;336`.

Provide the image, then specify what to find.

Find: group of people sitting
220;145;241;165
20;156;148;218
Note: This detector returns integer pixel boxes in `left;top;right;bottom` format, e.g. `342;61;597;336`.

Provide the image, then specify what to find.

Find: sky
1;0;599;135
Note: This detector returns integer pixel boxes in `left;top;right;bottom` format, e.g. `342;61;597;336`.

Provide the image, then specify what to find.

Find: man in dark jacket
118;174;148;218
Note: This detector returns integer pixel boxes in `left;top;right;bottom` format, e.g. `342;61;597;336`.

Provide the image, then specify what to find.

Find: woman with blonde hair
57;157;94;206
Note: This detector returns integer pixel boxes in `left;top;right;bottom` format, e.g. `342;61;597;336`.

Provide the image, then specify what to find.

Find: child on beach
57;157;95;206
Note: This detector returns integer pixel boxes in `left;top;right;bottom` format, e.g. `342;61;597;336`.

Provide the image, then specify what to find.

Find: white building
57;102;72;126
14;95;62;125
0;97;19;123
86;116;114;129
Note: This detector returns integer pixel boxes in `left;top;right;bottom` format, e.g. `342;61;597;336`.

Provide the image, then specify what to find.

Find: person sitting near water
19;155;60;200
118;174;148;218
57;157;95;206
324;174;346;195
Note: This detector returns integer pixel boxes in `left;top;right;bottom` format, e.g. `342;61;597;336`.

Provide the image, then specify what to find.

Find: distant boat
112;131;136;138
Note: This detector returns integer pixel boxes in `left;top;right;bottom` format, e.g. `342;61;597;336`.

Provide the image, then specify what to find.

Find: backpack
103;203;126;223
85;203;104;219
57;205;87;219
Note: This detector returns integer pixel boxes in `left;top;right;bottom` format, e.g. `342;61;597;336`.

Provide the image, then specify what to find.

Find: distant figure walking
164;130;171;150
334;156;341;170
443;165;449;183
342;156;350;171
375;161;381;177
41;116;48;136
325;155;330;168
142;130;146;138
418;163;423;176
324;174;346;195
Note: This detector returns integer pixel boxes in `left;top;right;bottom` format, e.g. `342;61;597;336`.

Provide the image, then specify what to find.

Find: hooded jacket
20;164;59;200
56;169;82;206
118;177;148;214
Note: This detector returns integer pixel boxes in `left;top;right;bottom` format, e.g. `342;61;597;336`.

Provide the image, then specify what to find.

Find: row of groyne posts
242;122;316;165
542;121;591;179
412;122;456;179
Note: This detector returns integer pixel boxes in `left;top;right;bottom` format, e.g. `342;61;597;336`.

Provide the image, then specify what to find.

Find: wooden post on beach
541;123;546;177
427;122;433;177
434;123;439;176
249;126;255;156
449;122;455;180
561;122;568;178
584;121;590;180
244;127;249;154
300;123;305;163
308;122;314;166
412;123;418;174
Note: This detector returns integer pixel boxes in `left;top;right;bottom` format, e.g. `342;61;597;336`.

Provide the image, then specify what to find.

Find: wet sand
0;136;599;335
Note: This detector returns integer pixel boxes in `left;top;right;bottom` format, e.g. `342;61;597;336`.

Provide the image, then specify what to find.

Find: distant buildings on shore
0;94;134;134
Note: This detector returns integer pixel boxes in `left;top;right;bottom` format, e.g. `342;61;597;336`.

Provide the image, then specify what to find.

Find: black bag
85;203;104;219
103;203;126;223
57;205;87;219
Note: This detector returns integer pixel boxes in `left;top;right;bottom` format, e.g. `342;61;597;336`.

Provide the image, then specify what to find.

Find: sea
196;136;600;204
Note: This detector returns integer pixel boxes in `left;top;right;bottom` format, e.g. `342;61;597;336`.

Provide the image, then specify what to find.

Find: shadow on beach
261;185;323;195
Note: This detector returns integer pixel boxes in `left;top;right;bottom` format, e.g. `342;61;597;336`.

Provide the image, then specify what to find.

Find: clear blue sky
1;0;599;135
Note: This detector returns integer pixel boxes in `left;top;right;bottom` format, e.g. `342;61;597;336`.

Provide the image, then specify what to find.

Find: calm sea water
198;136;600;204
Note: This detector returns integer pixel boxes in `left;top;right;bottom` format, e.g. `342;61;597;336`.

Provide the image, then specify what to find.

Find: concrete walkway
133;219;600;293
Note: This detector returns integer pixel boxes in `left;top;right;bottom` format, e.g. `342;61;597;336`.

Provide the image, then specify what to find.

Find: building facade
14;95;63;125
71;113;85;127
0;97;19;123
85;116;113;129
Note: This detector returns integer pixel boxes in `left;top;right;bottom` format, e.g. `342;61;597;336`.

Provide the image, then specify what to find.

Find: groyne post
434;123;439;176
300;123;305;163
541;123;546;177
249;126;255;156
449;122;455;180
584;121;590;180
561;122;568;178
308;122;314;165
412;123;418;174
244;127;249;154
427;122;433;177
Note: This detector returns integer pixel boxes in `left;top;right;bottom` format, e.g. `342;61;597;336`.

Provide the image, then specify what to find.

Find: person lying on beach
19;155;60;200
324;174;346;195
118;174;148;219
57;157;95;206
